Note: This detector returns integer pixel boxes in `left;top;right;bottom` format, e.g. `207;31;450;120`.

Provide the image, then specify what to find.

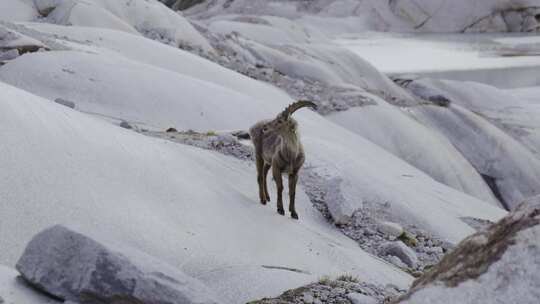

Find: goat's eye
262;127;268;132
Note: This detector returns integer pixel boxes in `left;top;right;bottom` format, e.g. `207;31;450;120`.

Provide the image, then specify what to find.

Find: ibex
249;100;317;219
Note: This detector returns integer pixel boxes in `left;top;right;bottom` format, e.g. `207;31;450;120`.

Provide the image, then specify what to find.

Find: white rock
378;221;404;237
380;241;418;268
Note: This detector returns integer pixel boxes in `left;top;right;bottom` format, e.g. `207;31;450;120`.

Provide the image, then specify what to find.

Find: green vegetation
398;231;418;247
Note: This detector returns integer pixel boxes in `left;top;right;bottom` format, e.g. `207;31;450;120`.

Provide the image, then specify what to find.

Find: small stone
119;120;133;129
426;247;444;255
363;228;375;236
347;293;377;304
319;290;329;300
303;292;314;304
54;98;76;109
166;127;178;132
377;221;404;237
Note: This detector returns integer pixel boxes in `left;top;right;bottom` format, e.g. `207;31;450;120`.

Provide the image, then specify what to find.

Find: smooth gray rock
119;121;133;129
380;241;418;268
16;225;219;304
347;293;377;304
54;98;76;109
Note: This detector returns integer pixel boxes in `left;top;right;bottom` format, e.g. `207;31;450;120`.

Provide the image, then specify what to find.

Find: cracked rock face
397;195;540;304
390;0;540;33
16;225;219;304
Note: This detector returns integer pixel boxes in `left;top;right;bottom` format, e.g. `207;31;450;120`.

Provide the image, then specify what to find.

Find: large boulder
0;265;60;304
397;195;540;304
16;225;219;304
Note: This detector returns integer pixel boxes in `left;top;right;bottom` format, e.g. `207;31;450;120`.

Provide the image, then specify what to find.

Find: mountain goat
249;100;317;219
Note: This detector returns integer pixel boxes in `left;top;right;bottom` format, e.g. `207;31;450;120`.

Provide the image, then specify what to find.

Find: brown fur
249;101;316;219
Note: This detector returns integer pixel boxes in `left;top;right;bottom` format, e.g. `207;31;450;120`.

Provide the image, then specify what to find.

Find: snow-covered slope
0;0;37;22
400;78;540;209
5;1;538;302
1;0;213;53
327;99;499;206
0;81;411;303
0;25;506;244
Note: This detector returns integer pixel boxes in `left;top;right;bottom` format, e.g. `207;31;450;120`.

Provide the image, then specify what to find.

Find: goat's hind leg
256;155;266;205
288;170;299;220
263;163;271;202
272;164;285;215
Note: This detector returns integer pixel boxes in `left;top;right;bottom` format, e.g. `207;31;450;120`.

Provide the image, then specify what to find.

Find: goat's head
263;100;317;135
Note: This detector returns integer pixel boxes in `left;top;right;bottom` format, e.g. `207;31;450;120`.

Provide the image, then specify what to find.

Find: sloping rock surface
398;195;540;304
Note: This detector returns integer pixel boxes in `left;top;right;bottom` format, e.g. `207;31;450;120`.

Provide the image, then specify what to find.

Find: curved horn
279;100;317;118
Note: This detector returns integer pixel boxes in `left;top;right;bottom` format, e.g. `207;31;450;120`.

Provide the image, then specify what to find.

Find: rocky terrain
249;195;540;304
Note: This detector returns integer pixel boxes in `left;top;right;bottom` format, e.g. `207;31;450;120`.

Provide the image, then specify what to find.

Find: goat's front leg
263;163;271;202
272;163;285;215
289;171;299;220
256;155;266;205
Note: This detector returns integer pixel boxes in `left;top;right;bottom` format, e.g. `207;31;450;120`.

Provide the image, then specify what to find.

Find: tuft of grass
398;231;418;248
336;273;359;283
206;130;217;136
318;275;331;285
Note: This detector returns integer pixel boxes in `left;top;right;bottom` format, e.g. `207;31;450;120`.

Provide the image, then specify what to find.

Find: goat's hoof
277;208;285;216
265;195;271;202
291;212;299;220
260;199;267;205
